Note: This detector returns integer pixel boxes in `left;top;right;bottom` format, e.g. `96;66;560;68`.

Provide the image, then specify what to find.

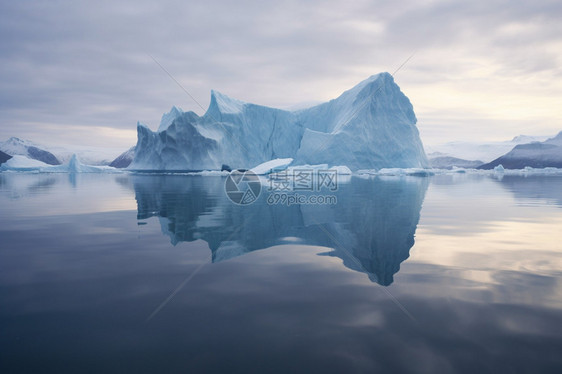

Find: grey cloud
0;0;561;147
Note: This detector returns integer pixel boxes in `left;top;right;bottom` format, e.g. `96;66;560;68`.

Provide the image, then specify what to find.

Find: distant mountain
429;156;483;169
0;150;12;164
479;131;562;169
109;146;135;168
0;137;124;166
510;135;545;144
46;145;123;166
0;137;60;165
425;135;550;163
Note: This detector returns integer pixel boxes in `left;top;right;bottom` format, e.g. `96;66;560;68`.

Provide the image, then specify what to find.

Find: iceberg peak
158;106;184;132
207;90;246;116
137;121;150;130
347;72;395;101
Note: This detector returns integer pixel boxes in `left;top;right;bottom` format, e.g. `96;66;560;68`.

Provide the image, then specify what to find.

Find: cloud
0;0;561;148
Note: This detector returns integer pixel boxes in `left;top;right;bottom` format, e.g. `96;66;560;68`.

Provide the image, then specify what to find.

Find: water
1;173;561;373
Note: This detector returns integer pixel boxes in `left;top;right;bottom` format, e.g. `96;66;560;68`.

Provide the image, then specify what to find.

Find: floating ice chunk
189;170;230;176
250;158;293;175
376;168;434;176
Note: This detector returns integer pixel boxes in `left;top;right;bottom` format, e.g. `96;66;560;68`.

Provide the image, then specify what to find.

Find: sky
0;0;561;150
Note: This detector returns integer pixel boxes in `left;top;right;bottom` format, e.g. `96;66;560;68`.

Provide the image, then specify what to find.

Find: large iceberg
129;73;428;171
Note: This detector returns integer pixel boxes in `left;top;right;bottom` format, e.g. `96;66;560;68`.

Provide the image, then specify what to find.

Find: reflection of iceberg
0;173;58;197
133;175;428;286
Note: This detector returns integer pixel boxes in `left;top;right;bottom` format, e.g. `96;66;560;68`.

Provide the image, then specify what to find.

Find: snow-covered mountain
130;73;428;171
0;137;123;166
0;154;120;173
425;135;550;163
0;137;61;165
479;131;562;169
47;145;123;166
109;146;135;168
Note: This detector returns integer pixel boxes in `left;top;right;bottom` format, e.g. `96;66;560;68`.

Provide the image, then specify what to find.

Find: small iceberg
494;164;505;173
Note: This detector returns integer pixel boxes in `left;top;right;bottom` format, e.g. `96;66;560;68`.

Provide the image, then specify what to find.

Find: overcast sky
1;0;561;149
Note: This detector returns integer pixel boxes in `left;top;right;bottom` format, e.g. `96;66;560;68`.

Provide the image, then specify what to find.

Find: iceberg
129;73;428;171
283;164;352;175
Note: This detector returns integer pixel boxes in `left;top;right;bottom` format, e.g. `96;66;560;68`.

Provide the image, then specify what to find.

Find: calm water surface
0;173;561;373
